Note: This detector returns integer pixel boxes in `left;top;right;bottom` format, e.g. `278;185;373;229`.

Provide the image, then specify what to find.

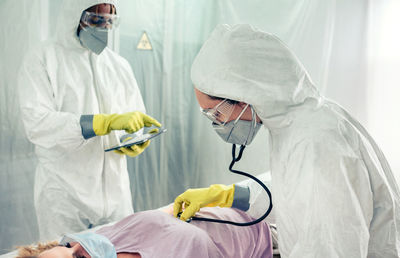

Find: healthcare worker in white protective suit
18;0;161;241
174;24;400;257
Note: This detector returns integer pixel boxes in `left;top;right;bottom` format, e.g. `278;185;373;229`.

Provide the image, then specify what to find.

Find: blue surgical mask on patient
79;26;108;55
60;232;117;258
212;104;262;146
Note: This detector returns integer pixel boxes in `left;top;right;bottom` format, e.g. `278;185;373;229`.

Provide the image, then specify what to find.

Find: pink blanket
96;207;272;258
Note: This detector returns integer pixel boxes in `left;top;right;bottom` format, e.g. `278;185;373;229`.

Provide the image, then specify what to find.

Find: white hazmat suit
18;0;145;240
191;24;400;257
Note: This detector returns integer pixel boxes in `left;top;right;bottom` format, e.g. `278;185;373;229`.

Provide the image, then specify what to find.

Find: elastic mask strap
234;104;249;124
214;99;227;110
223;103;249;140
251;106;257;127
244;105;257;143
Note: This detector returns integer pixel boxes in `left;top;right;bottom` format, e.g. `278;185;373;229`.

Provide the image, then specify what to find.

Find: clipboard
105;128;167;152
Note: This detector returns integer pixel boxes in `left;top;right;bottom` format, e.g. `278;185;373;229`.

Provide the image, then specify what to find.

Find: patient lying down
17;205;272;258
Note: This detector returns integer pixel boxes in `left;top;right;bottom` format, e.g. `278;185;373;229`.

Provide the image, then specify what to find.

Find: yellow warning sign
137;32;153;50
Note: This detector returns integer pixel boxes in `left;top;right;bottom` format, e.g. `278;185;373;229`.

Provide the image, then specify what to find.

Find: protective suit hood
191;24;321;128
56;0;118;46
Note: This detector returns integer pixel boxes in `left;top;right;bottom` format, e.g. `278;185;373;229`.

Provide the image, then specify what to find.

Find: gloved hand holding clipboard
105;127;167;152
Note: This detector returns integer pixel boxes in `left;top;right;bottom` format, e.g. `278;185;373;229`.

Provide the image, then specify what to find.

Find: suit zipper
89;53;108;220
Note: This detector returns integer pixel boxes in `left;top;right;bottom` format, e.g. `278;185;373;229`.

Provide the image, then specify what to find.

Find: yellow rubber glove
113;128;158;157
173;184;235;221
93;111;161;136
114;140;151;157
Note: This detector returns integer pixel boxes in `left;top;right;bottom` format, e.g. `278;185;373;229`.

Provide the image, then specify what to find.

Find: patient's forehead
39;246;71;258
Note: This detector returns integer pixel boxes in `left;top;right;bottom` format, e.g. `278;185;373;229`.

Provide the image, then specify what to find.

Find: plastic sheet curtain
1;0;399;255
366;0;400;184
117;0;368;212
0;0;47;253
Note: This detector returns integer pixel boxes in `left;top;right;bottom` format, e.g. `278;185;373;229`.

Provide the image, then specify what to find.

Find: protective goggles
80;11;120;30
200;99;235;127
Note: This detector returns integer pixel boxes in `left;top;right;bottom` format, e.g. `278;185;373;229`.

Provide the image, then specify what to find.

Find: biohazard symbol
137;32;153;50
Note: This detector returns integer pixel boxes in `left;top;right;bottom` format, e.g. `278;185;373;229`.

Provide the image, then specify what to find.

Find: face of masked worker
78;4;120;55
195;88;262;145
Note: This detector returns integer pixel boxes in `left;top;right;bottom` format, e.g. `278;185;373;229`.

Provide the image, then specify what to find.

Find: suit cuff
80;115;96;139
232;185;250;211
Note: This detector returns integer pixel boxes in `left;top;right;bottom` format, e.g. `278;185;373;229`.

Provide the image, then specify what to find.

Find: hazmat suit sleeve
18;49;85;154
235;171;275;224
276;132;373;257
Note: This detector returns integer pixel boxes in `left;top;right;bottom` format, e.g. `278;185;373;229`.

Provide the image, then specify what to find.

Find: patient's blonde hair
16;241;59;258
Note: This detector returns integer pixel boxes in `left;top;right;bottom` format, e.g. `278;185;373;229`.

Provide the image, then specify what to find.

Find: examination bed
1;173;279;257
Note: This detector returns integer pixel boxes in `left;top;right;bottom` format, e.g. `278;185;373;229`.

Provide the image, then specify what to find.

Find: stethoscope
178;144;273;226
